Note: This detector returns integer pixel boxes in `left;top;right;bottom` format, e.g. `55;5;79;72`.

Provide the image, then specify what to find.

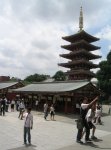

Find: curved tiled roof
60;50;101;60
61;40;100;51
14;81;93;93
58;60;98;69
0;82;19;90
62;30;99;43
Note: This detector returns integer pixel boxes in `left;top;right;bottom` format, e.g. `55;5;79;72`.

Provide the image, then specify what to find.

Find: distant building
0;76;10;82
0;82;24;100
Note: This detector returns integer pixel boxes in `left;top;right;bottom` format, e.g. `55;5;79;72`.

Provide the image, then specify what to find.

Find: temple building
59;7;101;81
0;81;24;100
13;7;101;114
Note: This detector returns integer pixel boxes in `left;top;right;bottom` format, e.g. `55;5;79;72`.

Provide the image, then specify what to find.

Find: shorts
50;111;55;116
88;121;95;129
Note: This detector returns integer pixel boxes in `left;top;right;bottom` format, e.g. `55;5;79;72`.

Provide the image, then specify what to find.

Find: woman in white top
50;104;55;120
82;105;97;140
95;105;102;124
11;100;15;112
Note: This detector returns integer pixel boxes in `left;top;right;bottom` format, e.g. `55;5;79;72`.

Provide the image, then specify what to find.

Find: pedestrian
108;103;111;115
1;97;6;116
18;101;25;120
50;104;55;120
76;96;98;144
24;107;33;145
35;100;39;111
95;105;102;125
44;102;48;120
16;99;20;111
76;102;80;114
82;104;97;140
11;99;15;112
0;98;2;115
5;97;10;112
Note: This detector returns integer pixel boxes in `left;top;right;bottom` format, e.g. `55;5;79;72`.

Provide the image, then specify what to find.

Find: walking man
1;97;6;116
18;101;25;120
24;107;33;145
44;102;48;120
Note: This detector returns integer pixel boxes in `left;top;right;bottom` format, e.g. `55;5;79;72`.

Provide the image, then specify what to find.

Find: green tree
53;70;66;81
24;73;49;83
96;50;111;97
10;77;21;82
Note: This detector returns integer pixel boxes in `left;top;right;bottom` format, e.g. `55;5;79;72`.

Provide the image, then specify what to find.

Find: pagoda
58;7;101;81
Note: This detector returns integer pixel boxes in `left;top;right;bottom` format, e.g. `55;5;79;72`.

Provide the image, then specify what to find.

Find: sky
0;0;111;79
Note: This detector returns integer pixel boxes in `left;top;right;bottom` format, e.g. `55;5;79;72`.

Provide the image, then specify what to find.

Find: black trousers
77;119;90;141
1;107;5;116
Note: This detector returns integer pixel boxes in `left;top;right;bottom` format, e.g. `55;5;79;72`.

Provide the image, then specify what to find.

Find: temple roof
62;30;100;43
0;82;22;90
13;80;96;93
66;69;95;77
58;60;99;68
61;40;100;51
60;50;101;60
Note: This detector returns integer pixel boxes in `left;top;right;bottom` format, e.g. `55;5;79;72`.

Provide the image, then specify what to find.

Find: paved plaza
0;106;111;150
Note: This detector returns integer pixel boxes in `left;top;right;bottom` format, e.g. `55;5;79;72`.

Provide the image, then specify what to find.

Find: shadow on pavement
102;113;109;117
83;141;111;149
8;144;36;150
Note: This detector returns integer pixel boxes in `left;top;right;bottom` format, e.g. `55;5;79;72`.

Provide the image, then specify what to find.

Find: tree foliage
96;50;111;96
53;70;66;81
10;77;21;82
24;73;49;83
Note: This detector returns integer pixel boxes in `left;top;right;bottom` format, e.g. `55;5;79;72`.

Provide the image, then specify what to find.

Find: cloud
0;0;110;79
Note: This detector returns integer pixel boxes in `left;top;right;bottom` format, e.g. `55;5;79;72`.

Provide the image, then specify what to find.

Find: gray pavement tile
0;108;111;150
8;145;36;150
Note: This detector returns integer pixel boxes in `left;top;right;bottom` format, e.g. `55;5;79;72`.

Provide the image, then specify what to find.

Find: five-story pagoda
58;7;101;81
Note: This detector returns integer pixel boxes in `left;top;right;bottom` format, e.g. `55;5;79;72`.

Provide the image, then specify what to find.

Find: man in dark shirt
1;97;6;116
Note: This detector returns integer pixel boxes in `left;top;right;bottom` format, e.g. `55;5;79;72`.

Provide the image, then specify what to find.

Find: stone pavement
0;105;111;150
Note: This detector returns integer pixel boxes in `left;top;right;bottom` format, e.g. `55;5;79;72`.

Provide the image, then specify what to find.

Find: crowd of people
0;95;104;146
0;97;56;145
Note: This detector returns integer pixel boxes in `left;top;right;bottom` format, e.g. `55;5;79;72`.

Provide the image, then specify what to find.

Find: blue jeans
24;127;31;144
44;111;48;119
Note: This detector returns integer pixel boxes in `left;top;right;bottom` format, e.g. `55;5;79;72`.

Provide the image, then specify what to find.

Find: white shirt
44;104;48;112
35;100;38;105
76;103;80;108
50;106;54;112
19;102;25;109
24;112;33;128
11;100;15;105
81;103;89;109
95;109;101;117
86;109;94;122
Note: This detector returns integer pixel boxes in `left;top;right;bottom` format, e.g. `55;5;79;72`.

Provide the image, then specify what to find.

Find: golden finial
79;6;83;31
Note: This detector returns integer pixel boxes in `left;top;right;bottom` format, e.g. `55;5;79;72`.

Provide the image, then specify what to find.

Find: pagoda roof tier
66;69;95;77
60;50;101;60
58;60;99;69
62;30;99;43
61;40;100;51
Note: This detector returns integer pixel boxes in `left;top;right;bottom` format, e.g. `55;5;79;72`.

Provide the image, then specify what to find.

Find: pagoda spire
79;6;83;31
